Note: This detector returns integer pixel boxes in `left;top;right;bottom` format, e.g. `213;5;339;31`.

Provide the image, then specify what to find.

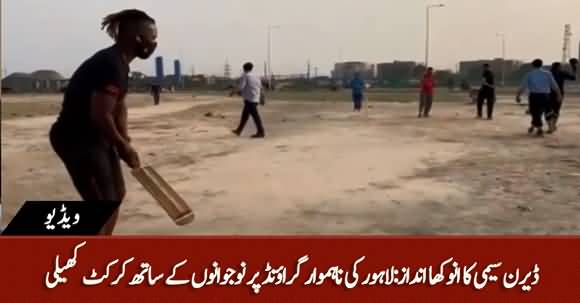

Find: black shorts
50;124;125;202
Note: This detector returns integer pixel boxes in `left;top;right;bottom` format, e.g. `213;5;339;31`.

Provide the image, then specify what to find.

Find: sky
1;0;580;78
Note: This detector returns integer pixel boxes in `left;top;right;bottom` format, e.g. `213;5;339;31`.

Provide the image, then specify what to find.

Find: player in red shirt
418;67;434;118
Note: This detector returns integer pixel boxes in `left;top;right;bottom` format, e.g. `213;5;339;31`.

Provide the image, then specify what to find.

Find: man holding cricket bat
50;9;158;235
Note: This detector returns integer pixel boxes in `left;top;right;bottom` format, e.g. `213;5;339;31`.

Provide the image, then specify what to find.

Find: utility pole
562;24;572;63
425;4;445;68
267;25;281;90
497;33;506;86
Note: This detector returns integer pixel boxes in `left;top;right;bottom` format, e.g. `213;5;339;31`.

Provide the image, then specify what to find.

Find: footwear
251;133;265;139
528;126;535;134
418;114;422;118
536;128;544;137
547;120;554;134
232;129;241;136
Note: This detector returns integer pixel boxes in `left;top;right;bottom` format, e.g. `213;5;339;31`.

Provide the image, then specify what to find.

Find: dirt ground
2;93;580;235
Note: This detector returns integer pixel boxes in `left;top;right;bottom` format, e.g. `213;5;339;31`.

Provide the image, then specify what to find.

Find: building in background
1;70;67;93
331;62;375;86
376;61;422;86
459;58;522;85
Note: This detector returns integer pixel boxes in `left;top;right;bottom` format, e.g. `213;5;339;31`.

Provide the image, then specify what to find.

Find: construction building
376;61;425;86
331;61;375;86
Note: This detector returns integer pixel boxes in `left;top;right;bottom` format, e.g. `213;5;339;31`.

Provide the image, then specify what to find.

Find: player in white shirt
232;62;266;138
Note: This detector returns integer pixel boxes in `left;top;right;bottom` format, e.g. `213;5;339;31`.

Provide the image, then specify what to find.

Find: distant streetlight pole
496;32;506;86
425;4;445;69
267;25;281;90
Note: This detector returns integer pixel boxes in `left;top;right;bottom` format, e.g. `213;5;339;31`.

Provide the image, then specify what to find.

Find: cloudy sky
2;0;579;77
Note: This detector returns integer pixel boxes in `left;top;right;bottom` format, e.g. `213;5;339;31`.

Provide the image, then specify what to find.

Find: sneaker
251;133;265;139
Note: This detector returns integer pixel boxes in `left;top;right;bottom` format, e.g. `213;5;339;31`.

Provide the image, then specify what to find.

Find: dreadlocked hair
101;9;155;40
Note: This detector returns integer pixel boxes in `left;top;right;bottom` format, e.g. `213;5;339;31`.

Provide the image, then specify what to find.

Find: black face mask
136;36;157;59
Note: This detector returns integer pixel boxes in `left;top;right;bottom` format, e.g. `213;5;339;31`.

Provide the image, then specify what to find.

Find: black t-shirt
551;70;576;95
482;70;495;90
54;46;129;143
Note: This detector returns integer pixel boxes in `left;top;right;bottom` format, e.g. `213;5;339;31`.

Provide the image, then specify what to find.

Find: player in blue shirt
350;73;365;112
516;59;562;136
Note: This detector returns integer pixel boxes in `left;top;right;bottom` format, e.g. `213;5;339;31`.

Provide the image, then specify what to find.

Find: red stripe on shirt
103;85;121;97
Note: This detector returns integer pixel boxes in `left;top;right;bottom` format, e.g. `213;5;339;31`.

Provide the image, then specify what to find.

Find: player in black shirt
49;9;158;235
151;84;162;106
546;59;577;133
477;64;496;120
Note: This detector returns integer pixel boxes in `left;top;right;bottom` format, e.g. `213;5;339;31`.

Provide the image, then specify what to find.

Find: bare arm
115;98;130;142
90;92;128;148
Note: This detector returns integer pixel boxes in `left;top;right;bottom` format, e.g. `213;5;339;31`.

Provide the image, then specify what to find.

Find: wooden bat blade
132;166;195;226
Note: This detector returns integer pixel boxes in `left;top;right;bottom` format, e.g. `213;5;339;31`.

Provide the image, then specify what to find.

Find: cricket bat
131;166;195;226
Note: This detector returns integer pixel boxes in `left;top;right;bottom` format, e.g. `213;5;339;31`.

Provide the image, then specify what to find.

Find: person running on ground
350;73;365;112
418;67;434;118
546;59;577;133
232;62;265;138
516;59;562;137
49;9;158;235
477;64;496;120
